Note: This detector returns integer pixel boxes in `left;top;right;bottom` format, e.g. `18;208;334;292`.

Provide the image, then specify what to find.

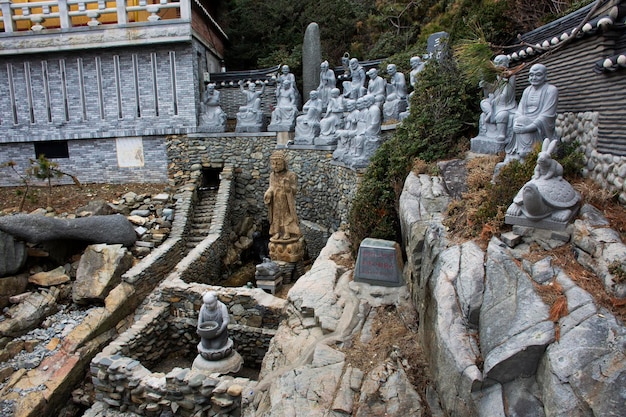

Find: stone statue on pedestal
199;83;227;132
268;79;298;132
505;138;581;230
192;291;243;374
333;99;359;161
366;68;386;107
470;55;516;154
317;60;336;111
382;64;408;122
294;90;323;145
342;58;366;100
264;151;304;263
505;64;558;162
235;80;265;133
316;88;345;146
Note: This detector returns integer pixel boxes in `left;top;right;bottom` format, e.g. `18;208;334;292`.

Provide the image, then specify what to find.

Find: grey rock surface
0;230;27;277
0;288;59;337
480;238;555;383
0;214;137;246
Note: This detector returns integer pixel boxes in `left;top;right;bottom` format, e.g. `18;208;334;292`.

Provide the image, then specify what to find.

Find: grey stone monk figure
317;60;336;111
264;151;301;241
199;83;227;131
197;291;231;358
505;64;558;161
478;55;516;142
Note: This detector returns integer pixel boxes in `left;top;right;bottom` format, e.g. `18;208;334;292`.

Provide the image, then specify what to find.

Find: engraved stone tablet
354;238;404;287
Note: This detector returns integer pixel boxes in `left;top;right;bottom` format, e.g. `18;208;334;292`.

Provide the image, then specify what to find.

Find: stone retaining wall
90;284;285;416
177;166;235;284
167;133;361;232
557;111;626;204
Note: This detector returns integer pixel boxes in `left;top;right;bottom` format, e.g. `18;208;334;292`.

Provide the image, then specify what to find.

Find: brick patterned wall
0;44;198;143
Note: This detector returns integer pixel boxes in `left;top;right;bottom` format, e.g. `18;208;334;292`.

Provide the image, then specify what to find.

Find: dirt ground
0;183;170;215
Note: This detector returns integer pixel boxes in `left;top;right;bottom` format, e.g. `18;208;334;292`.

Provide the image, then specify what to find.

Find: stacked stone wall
557;111;626;204
175;167;235;284
91;285;284;416
167;133;361;232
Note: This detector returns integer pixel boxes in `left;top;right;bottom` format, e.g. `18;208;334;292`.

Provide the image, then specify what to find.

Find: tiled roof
504;0;626;71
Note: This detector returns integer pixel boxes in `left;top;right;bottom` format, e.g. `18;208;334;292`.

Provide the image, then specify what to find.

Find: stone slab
470;136;506;154
354;238;404;287
505;215;570;231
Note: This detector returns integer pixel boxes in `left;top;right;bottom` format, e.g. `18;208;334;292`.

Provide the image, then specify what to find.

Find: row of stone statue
199;57;426;129
199;57;427;167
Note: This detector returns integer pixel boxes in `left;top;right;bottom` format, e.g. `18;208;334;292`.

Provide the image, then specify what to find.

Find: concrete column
116;0;127;24
58;0;71;29
0;0;15;33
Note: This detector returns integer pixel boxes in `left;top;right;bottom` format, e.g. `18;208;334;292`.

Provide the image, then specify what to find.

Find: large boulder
0;230;27;277
0;214;137;246
72;244;134;304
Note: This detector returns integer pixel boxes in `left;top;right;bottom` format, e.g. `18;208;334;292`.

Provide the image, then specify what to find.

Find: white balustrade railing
0;0;190;33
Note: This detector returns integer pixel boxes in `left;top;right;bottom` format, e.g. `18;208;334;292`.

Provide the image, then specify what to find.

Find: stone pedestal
470;135;506;154
255;260;283;294
192;351;243;375
276;131;295;147
268;236;304;263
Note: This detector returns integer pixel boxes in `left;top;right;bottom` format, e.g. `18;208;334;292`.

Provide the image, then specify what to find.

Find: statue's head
528;64;547;86
207;83;216;92
248;81;257;91
270;150;287;172
202;291;218;309
410;56;421;68
493;55;510;69
320;60;329;70
282;79;292;89
345;99;356;112
310;90;319;100
386;64;397;75
366;68;378;79
330;87;340;97
363;94;375;106
356;97;366;110
281;65;290;74
349;58;359;69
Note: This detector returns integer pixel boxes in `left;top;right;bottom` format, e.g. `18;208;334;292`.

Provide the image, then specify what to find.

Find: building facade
0;0;227;185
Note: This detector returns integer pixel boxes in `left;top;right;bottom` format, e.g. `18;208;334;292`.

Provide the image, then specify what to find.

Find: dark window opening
34;141;69;159
200;167;221;190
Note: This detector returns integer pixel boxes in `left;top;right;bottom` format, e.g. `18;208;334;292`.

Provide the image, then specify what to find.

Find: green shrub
349;57;477;252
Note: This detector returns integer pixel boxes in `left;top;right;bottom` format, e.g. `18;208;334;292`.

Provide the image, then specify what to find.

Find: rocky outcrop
245;231;426;417
399;170;626;416
0;214;137;246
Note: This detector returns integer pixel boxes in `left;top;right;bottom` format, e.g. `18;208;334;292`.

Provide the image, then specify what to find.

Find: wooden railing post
0;0;15;33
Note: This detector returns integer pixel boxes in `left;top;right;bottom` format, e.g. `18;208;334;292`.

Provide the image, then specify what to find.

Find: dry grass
341;306;432;410
524;245;626;325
